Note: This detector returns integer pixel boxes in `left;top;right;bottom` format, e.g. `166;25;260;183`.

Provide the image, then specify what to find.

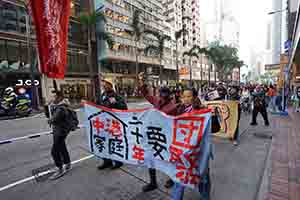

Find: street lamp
268;9;287;15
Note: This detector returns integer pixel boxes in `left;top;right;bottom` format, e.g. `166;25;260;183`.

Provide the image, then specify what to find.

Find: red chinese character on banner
132;145;144;161
106;119;122;137
175;151;200;186
169;145;184;165
93;117;104;134
172;116;205;149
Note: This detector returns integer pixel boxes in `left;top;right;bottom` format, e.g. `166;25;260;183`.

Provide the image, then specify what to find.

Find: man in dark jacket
138;73;178;192
250;86;270;126
97;79;128;170
48;91;71;180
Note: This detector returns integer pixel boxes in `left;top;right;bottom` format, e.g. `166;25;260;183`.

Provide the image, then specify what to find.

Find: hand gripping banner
84;102;212;189
28;0;71;79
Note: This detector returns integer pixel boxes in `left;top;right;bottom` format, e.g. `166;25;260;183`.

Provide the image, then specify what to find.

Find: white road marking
0;124;84;145
0;155;94;192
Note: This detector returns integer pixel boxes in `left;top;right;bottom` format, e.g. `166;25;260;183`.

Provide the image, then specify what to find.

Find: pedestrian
138;72;178;192
48;91;72;180
267;85;277;112
172;87;213;200
250;85;270;126
96;78;128;170
291;88;300;112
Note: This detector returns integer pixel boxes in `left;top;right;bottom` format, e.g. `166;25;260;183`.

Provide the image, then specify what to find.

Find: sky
200;0;272;69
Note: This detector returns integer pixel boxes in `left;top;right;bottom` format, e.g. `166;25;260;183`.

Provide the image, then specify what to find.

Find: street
0;101;273;200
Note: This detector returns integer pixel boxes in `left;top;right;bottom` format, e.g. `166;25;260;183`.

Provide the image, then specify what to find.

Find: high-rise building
163;0;206;85
95;0;177;92
0;0;94;104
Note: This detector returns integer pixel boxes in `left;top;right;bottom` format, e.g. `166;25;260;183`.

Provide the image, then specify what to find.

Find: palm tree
144;30;171;84
79;11;106;97
191;46;209;90
79;11;114;97
183;46;199;87
130;10;143;81
175;29;188;82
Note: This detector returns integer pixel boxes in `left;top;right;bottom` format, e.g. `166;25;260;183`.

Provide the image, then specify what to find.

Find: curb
256;132;273;200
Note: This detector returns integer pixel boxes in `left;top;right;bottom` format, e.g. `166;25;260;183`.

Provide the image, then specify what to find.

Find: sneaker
265;123;270;127
49;168;65;180
250;122;258;126
97;161;113;170
142;183;158;192
233;141;239;146
64;163;72;172
164;179;174;188
110;162;123;170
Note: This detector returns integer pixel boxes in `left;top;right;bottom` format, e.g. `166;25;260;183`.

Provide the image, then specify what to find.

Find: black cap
159;87;171;97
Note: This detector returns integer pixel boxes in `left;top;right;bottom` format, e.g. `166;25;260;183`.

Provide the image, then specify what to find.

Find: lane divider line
0;155;94;193
0;124;85;146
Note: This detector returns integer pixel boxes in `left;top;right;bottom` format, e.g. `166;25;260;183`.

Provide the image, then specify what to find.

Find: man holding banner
138;73;179;192
96;78;128;170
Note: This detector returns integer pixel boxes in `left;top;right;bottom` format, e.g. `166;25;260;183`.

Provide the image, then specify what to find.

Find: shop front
41;76;93;104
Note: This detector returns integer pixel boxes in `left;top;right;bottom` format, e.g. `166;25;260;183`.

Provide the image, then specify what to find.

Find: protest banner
29;0;71;79
84;102;212;189
204;101;239;139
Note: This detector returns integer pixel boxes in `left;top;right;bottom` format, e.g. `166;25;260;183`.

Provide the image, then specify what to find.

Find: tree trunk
135;40;139;82
189;57;192;87
238;66;241;85
208;64;211;88
87;26;95;101
176;42;179;82
159;57;163;85
214;65;217;85
200;55;203;92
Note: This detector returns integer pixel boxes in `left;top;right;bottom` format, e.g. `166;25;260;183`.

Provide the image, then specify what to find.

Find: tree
175;29;188;82
205;42;242;84
129;10;143;81
183;46;200;87
190;46;209;89
144;30;171;84
79;11;114;97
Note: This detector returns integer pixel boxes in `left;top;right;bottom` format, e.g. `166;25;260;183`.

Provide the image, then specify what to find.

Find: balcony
103;1;131;17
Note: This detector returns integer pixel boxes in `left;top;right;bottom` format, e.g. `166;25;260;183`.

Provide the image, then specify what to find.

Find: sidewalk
264;110;300;200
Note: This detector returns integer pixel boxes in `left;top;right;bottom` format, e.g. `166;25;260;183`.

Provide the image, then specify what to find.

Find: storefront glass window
7;40;20;71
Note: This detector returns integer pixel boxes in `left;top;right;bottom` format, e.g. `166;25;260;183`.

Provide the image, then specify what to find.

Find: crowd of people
45;72;300;200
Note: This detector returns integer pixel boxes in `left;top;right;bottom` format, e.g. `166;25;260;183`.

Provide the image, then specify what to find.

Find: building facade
95;0;178;95
0;0;94;104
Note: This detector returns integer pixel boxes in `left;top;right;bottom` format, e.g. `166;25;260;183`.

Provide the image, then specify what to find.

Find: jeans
51;134;71;169
171;169;211;200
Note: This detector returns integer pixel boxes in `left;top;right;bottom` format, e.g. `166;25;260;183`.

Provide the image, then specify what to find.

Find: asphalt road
0;102;272;200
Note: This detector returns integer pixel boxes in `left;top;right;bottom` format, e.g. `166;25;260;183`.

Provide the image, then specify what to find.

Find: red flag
29;0;71;79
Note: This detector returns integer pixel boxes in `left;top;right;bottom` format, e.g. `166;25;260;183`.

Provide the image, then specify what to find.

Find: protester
138;72;178;192
228;85;241;145
172;87;212;200
96;79;128;170
250;85;270;126
216;83;227;100
48;91;72;180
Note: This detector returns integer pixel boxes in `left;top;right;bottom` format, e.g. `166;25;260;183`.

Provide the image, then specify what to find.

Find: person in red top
267;85;276;112
138;73;179;192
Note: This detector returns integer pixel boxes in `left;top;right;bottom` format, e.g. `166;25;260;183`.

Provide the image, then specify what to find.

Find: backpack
64;108;79;132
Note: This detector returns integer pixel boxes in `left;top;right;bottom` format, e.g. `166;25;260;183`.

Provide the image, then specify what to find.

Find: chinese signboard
84;102;212;189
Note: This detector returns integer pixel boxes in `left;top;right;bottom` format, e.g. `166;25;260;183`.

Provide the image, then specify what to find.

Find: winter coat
97;90;128;110
139;85;178;116
49;99;71;137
